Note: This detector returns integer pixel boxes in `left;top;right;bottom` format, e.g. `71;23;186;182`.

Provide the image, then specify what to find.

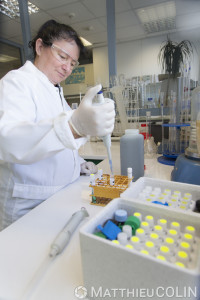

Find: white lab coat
0;61;87;230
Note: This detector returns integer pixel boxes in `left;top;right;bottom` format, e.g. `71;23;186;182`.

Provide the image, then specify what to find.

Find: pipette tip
109;159;113;175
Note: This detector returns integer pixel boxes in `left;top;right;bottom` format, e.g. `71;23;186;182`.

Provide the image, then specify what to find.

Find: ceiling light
0;0;39;19
80;37;92;47
0;54;18;63
136;1;176;34
68;12;75;19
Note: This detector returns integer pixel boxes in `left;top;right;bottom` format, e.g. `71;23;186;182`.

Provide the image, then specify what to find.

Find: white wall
93;34;200;87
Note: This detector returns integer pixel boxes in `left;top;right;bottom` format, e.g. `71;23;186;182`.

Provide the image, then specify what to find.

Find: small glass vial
141;221;151;234
149;232;160;246
185;225;196;236
154;225;164;238
133;212;142;222
179;241;191;254
157;219;167;231
168;229;179;241
135;228;146;242
176;251;189;266
145;241;155;255
90;174;96;186
170;221;181;233
110;176;115;186
126;244;134;250
117;232;128;246
164;237;175;252
145;215;154;228
98;168;103;180
127;167;132;179
156;255;166;262
130;236;141;250
122;225;132;239
159;245;171;260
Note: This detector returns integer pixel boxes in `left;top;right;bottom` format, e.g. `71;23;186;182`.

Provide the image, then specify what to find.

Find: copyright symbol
74;285;87;299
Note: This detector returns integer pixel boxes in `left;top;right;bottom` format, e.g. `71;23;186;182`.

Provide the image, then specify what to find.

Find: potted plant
158;37;193;105
158;37;193;80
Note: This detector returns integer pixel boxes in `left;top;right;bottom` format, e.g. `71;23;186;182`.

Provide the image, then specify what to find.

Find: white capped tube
127;167;132;179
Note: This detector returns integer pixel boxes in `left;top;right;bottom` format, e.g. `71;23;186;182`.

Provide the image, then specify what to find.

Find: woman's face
34;38;80;85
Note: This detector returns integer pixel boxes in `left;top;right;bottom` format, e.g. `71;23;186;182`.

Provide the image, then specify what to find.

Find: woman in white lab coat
0;20;115;230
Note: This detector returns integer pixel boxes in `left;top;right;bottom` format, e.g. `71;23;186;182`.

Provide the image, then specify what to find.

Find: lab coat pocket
12;182;63;200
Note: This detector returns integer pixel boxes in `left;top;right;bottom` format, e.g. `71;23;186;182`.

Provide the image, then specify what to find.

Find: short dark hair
29;19;85;59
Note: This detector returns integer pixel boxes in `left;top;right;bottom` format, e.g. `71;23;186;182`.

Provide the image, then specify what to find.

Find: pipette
49;207;89;257
96;90;113;174
21;208;89;299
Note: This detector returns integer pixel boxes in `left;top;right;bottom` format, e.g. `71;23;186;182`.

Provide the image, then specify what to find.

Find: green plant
158;37;193;77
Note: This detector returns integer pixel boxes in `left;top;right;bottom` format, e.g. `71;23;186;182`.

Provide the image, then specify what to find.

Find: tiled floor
79;140;174;181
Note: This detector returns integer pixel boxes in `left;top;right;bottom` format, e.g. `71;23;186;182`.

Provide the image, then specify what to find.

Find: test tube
149;232;160;246
164;237;176;252
185;225;196;236
112;240;120;245
90;174;96;186
127;167;132;180
179;241;191;254
126;244;134;250
160;92;164;154
159;245;171;260
156;255;166;262
176;251;189;266
154;225;164;238
130;236;141;250
182;233;195;246
145;215;154;228
170;221;181;233
175;261;185;268
153;187;161;195
168;229;179;241
135;228;146;242
157;219;167;231
145;241;155;255
133;212;142;222
110;176;115;186
141;221;151;234
122;225;132;239
98;169;103;180
117;232;128;246
140;249;150;256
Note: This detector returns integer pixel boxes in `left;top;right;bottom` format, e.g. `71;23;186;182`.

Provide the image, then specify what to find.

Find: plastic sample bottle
120;129;144;181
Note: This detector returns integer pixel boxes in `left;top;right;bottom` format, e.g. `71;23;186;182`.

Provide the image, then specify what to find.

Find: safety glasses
50;43;79;70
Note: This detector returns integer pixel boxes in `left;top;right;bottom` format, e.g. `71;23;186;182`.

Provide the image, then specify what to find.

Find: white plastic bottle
120;129;144;181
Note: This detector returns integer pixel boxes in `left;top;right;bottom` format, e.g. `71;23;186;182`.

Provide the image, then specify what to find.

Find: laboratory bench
0;141;174;300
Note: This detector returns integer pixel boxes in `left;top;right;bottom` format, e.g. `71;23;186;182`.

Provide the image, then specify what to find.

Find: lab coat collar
24;60;60;88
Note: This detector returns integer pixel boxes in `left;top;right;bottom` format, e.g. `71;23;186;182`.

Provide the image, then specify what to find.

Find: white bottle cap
122;225;132;239
134;212;142;221
145;215;154;227
157;219;167;230
130;236;141;250
117;232;128;246
145;240;155;255
125;129;139;135
135;228;145;241
141;221;150;233
170;221;181;233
